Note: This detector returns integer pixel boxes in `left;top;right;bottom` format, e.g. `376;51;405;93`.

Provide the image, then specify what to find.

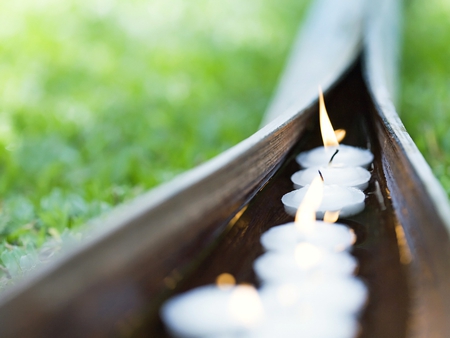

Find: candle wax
282;184;365;218
261;222;355;253
291;166;371;190
161;285;262;337
258;276;368;317
253;250;357;284
296;144;373;168
246;312;359;338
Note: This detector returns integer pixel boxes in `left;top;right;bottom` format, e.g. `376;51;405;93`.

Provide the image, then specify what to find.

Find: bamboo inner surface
146;63;410;337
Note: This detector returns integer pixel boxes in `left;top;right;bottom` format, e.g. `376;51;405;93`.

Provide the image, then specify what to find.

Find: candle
248;278;364;338
160;284;263;337
296;88;373;169
261;221;356;253
282;184;365;218
258;277;368;317
296;145;374;169
246;313;359;338
291;166;371;190
253;244;358;284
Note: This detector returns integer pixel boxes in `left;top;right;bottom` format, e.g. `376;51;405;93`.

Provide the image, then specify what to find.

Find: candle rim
296;144;374;169
291;166;371;188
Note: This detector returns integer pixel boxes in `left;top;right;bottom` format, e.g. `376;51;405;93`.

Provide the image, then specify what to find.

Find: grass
400;0;450;194
0;0;310;285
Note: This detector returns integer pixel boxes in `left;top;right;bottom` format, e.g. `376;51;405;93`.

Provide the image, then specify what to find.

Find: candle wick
318;170;324;182
328;149;339;165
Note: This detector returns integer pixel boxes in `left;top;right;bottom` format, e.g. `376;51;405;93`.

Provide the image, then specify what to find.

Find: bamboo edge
363;0;450;336
363;0;450;229
0;0;364;336
261;0;365;126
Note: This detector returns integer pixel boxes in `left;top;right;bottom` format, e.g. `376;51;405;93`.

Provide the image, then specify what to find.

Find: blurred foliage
0;0;310;285
401;0;450;195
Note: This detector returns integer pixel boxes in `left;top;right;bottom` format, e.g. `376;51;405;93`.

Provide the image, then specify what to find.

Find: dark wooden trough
0;0;449;337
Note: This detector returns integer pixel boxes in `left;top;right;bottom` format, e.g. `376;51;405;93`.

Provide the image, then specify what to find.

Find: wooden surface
363;0;450;336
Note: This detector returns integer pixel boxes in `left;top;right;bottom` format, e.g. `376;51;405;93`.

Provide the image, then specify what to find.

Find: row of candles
161;90;374;337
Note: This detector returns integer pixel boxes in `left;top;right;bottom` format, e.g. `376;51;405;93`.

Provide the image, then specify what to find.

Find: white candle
160;284;263;337
296;144;374;169
258;277;368;317
260;222;355;253
246;310;360;338
249;275;364;337
253;245;358;284
282;184;365;218
291;166;371;190
248;277;367;337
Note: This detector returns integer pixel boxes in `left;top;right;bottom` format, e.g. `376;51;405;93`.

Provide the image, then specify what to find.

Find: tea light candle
282;184;365;218
296;144;374;169
249;277;365;338
253;244;358;284
161;284;263;337
246;313;359;338
258;277;368;317
261;222;356;253
291;166;371;190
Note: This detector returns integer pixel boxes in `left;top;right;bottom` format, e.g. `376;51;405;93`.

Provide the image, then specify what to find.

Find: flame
319;87;339;148
323;210;340;223
295;176;323;232
228;285;263;326
216;273;236;290
295;242;323;269
334;129;346;143
349;228;357;245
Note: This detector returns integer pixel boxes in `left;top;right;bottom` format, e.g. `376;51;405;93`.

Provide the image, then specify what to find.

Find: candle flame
323;210;340;223
295;242;323;269
335;129;346;143
216;273;236;290
319;87;339;148
349;228;357;245
295;176;323;232
228;285;263;326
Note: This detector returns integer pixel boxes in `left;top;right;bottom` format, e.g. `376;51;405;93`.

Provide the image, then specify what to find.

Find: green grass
400;0;450;194
0;0;310;284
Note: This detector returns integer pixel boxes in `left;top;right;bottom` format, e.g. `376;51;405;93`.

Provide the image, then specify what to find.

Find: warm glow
216;273;236;290
319;87;339;148
334;129;346;143
323;210;340;223
294;242;323;269
349;229;357;245
395;224;412;264
295;176;323;232
228;285;263;326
